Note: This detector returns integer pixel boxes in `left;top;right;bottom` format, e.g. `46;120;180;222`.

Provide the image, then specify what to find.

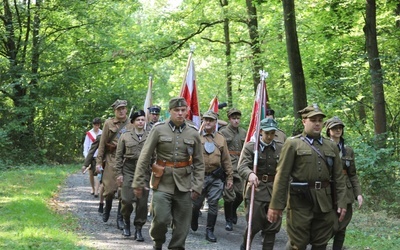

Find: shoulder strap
300;136;328;165
108;118;130;143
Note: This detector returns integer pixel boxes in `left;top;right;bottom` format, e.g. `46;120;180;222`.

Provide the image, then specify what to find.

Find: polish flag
180;53;201;128
245;71;269;142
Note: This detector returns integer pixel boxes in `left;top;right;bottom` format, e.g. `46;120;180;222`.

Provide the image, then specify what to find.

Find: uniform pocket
296;149;312;163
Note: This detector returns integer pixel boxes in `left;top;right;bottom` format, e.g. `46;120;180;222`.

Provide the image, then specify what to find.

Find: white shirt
83;128;102;158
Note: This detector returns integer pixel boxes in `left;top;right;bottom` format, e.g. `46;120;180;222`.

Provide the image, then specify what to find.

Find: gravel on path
56;171;290;250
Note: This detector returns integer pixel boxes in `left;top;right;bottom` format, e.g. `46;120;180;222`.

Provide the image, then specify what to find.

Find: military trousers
243;199;282;248
121;181;149;227
150;187;192;249
332;203;353;249
286;206;336;250
193;175;224;216
223;175;243;202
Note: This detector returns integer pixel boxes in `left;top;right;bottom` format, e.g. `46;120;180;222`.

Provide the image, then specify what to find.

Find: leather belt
256;174;275;182
156;159;192;168
308;181;330;189
229;151;241;156
342;169;348;175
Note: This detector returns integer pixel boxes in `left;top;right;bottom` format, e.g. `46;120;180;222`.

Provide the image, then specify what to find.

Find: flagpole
246;71;267;250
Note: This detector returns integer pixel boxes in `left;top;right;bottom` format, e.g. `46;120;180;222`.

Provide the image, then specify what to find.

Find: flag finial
190;44;196;53
259;70;269;80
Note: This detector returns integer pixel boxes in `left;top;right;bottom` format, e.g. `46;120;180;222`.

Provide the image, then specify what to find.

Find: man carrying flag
238;117;284;249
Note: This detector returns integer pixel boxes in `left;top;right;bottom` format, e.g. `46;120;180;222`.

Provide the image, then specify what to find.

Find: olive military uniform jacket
115;129;151;186
95;117;129;167
238;140;283;202
341;145;362;204
132;120;205;195
270;132;347;213
219;124;247;175
201;130;233;182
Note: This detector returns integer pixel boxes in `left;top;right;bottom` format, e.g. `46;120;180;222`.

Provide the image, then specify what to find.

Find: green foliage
352;134;400;217
0;165;86;249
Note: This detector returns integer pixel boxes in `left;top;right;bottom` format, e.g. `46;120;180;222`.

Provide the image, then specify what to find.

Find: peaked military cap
324;116;345;129
260;118;278;131
148;105;161;114
298;103;326;118
111;99;127;110
169;97;187;109
227;108;241;117
203;110;218;120
130;109;146;122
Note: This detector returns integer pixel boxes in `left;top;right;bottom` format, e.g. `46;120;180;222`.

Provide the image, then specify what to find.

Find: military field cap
298;103;326;118
169;97;187;109
266;109;275;116
260;118;278;131
203;110;218;120
92;117;101;124
111;99;128;110
130;109;146;122
148;105;161;114
324;116;345;129
227;108;241;117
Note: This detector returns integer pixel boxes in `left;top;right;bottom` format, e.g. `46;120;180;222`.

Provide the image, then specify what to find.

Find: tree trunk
365;0;387;147
282;0;307;135
245;0;263;93
221;0;233;108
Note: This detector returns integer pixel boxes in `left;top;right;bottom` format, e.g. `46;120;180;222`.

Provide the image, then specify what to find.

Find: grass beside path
0;164;88;250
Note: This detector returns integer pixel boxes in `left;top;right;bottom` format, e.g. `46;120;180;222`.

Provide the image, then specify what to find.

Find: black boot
224;201;233;231
191;208;200;231
98;203;104;214
103;199;112;222
205;214;217;242
232;195;243;225
134;226;144;242
116;200;124;230
122;219;131;237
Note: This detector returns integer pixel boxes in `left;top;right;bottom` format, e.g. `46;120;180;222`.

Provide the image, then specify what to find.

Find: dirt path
57;171;290;249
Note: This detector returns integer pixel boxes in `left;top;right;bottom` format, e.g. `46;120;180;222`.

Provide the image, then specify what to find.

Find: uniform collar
259;140;276;151
201;130;216;137
305;135;323;145
168;120;186;132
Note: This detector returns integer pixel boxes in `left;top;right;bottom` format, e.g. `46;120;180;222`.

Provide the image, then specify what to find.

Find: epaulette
274;140;284;145
153;121;165;127
290;134;302;139
187;123;199;131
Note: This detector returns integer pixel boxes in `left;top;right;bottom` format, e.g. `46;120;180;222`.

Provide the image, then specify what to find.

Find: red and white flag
180;52;201;128
209;95;219;113
143;75;153;124
245;71;269;142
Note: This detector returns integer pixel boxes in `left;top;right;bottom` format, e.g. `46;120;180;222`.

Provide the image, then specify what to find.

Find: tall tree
364;0;387;146
245;0;263;92
282;0;307;134
220;0;233;108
